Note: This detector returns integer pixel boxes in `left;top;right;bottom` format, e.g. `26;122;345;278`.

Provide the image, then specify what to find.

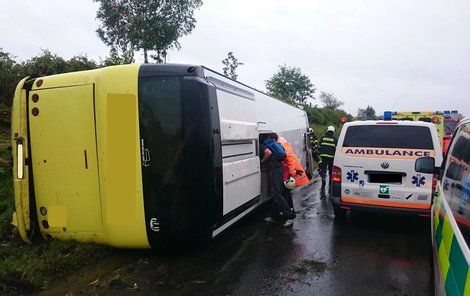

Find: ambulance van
331;121;443;218
432;116;470;296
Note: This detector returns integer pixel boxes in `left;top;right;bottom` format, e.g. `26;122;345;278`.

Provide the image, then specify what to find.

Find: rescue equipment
284;177;296;190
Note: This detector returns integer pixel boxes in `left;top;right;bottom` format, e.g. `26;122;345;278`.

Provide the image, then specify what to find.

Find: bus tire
333;206;347;219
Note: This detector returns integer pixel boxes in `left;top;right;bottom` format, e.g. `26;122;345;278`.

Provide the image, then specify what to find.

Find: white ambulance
331;120;443;218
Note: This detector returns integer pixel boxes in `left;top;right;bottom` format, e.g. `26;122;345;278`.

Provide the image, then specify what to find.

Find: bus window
418;117;432;123
398;117;414;121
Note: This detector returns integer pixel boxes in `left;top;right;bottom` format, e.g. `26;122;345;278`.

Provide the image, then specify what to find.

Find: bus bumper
330;194;431;216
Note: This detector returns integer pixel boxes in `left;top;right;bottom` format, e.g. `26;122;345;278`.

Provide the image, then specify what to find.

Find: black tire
333;206;347;219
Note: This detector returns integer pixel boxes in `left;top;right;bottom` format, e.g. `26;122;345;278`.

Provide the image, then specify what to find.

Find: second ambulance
331;120;443;218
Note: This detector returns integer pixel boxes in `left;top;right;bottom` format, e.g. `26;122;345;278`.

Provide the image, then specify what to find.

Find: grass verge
0;240;108;294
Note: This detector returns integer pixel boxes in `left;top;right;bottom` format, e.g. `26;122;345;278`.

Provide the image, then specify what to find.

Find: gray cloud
1;0;469;115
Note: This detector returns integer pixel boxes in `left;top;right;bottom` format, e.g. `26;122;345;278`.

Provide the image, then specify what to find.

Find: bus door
212;81;261;217
28;84;102;235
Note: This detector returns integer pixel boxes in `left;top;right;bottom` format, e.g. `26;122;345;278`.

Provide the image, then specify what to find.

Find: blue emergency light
384;111;392;120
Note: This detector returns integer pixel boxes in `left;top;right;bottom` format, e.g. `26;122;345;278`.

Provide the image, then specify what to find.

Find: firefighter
308;128;321;165
319;126;338;195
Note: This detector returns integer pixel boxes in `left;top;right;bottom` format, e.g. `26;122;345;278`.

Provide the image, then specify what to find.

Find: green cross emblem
379;185;390;195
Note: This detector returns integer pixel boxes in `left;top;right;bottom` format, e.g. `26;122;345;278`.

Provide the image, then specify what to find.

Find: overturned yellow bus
11;64;311;248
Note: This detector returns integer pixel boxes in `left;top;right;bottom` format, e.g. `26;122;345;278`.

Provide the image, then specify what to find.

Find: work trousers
319;157;334;186
268;167;296;221
283;187;294;211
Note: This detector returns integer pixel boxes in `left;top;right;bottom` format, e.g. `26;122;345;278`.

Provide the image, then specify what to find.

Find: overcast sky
1;0;469;115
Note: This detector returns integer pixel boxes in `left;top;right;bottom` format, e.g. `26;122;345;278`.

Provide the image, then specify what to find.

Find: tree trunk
144;49;148;63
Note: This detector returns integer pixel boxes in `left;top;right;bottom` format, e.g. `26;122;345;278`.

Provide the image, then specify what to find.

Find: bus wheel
333;206;347;219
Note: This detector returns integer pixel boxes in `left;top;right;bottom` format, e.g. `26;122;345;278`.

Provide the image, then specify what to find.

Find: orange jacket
277;137;309;187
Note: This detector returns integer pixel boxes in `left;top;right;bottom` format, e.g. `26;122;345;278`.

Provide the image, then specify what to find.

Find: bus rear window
418;117;432;123
343;125;434;149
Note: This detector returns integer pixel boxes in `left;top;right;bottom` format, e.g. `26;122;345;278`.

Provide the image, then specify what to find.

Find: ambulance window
418;117;432;123
343;125;434;149
444;122;470;246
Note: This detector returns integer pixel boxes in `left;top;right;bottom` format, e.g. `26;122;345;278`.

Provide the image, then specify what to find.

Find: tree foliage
304;104;353;127
222;52;243;80
265;65;315;106
0;50;23;109
94;0;203;63
0;49;102;107
320;91;344;110
101;47;135;66
357;105;377;120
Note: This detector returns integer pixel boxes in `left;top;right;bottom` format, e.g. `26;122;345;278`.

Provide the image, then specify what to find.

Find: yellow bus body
11;64;312;248
391;111;444;147
11;65;150;248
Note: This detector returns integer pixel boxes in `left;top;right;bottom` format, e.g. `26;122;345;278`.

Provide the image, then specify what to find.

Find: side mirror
415;157;439;174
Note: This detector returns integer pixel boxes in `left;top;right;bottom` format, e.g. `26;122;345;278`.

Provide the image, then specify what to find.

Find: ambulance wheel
333;206;347;219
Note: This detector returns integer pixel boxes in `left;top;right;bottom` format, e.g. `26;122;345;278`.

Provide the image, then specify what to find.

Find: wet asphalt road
48;179;433;296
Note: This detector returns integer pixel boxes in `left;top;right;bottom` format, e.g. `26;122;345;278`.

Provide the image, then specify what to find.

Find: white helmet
308;127;313;133
284;177;296;190
327;126;335;133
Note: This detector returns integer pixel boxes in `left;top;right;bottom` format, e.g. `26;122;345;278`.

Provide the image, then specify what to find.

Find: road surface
45;180;433;295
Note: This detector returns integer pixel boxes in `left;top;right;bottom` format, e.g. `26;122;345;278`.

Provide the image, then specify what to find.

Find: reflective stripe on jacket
319;132;337;158
277;137;309;187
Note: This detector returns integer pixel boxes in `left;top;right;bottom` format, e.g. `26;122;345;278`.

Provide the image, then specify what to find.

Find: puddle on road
289;258;328;276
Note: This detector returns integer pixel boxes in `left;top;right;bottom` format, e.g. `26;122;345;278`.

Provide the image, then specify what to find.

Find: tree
21;50;99;77
0;49;23;107
21;49;67;78
320;91;344;110
265;65;315;106
101;47;135;66
94;0;203;63
222;52;243;80
303;104;353;127
65;55;98;72
357;105;377;120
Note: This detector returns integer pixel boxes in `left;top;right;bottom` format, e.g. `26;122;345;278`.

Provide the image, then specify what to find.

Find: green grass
0;240;108;294
0;127;13;240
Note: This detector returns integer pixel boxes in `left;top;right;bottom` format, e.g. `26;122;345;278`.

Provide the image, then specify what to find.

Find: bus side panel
216;89;261;216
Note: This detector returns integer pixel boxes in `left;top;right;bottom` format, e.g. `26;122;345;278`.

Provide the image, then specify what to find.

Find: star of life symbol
412;174;426;187
346;170;359;182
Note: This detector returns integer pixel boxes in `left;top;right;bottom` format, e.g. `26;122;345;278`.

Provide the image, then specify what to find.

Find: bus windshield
343;125;434;149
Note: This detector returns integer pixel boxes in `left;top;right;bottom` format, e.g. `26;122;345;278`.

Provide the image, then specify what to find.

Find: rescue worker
260;133;296;227
275;134;308;212
276;135;309;188
308;128;321;165
319;126;338;195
